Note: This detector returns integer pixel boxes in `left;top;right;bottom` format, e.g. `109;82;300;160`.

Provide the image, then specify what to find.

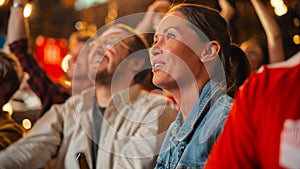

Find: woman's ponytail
227;44;251;97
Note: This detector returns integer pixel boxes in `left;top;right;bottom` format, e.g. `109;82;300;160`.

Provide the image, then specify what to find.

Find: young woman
150;3;249;168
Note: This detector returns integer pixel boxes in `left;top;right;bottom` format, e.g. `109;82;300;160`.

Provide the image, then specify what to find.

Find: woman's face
150;11;205;90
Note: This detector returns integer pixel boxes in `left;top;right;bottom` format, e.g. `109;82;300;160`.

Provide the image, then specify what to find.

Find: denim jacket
156;81;233;169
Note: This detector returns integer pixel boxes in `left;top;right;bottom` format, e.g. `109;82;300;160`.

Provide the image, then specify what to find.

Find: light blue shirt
156;81;233;169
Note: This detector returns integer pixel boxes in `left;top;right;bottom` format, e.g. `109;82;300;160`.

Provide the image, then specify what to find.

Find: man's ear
199;40;220;63
129;57;145;72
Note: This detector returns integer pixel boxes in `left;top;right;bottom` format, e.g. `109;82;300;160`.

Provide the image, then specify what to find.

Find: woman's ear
200;40;220;63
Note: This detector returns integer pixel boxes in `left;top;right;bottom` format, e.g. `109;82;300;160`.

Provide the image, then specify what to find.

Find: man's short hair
68;30;94;50
110;24;153;88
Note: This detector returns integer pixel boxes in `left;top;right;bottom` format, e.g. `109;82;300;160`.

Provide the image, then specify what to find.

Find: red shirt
205;54;300;169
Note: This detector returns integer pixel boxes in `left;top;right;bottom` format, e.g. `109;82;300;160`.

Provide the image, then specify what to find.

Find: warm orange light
23;3;32;18
0;0;8;6
270;0;284;8
61;54;72;73
22;119;32;130
274;4;288;16
293;17;300;27
2;103;13;116
75;21;88;31
293;35;300;45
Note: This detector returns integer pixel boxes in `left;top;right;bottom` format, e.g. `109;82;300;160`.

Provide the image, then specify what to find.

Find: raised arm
218;0;235;23
250;0;285;63
7;0;28;44
7;0;70;114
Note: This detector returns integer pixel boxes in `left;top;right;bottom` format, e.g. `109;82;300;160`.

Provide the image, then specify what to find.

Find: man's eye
166;33;175;40
105;43;112;49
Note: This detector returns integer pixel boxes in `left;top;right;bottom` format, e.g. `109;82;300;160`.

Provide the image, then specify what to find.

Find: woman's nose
151;36;164;57
150;47;163;58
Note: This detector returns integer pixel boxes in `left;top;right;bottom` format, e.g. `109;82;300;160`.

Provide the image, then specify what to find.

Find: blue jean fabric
156;82;233;169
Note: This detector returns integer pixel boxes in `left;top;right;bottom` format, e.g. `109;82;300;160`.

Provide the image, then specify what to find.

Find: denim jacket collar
171;81;225;142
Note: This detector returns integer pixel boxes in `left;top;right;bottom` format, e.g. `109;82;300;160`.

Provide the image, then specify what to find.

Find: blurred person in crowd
136;0;171;33
229;44;251;95
64;30;94;94
218;0;235;23
205;50;300;169
0;23;177;169
151;3;250;169
0;51;25;150
8;73;43;124
7;0;93;115
220;0;285;71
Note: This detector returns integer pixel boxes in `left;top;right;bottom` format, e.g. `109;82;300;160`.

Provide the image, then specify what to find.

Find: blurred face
240;40;264;70
67;42;90;79
150;12;204;90
88;28;131;85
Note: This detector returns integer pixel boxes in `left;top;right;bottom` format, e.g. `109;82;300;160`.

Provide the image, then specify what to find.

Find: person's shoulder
257;51;300;83
239;51;300;96
50;87;94;112
0;111;25;135
267;51;300;69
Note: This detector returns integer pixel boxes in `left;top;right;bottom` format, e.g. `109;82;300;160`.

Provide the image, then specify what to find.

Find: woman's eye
166;33;175;40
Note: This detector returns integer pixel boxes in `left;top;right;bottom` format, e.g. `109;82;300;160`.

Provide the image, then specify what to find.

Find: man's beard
95;69;113;86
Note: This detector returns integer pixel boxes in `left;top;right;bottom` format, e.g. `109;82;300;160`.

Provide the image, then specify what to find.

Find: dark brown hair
229;44;251;96
0;51;23;105
106;24;156;90
168;4;250;96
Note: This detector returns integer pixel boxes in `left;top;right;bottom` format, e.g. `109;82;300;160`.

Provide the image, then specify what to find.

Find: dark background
0;0;299;58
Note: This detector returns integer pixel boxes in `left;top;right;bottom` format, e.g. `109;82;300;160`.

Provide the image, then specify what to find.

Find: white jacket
0;84;177;169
